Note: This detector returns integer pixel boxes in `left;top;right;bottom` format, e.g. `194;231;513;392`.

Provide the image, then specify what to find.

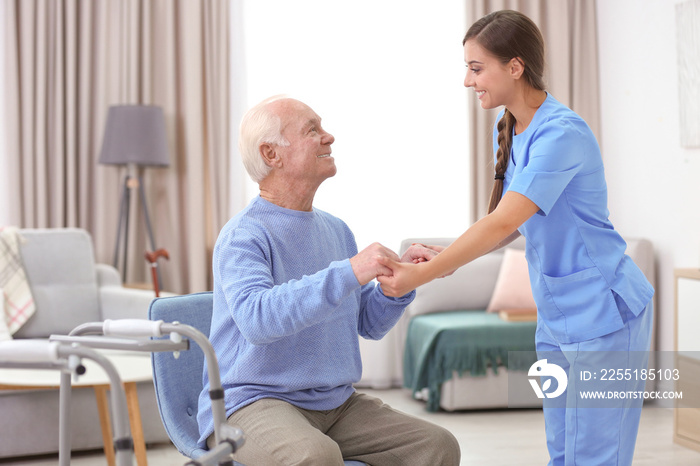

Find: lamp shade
99;105;170;166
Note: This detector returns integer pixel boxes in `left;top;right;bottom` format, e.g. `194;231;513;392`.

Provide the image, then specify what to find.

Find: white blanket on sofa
0;227;36;339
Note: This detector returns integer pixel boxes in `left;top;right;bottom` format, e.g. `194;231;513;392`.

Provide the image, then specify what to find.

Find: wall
237;0;471;253
228;0;250;218
597;0;700;364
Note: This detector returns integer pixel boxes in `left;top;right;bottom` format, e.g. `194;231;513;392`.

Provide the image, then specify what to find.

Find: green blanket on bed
403;310;537;411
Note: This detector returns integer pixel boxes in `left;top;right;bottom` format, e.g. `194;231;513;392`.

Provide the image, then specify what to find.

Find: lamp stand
112;164;162;289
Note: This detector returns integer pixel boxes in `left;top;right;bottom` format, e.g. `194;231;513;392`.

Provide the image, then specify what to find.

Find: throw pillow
486;248;537;314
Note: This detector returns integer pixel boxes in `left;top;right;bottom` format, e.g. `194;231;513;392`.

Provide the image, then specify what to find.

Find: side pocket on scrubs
542;267;622;330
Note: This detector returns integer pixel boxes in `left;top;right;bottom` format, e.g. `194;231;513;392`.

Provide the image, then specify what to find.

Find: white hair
239;95;291;183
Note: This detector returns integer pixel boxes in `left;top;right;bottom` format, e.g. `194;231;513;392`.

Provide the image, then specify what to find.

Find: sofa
358;236;657;412
0;228;171;459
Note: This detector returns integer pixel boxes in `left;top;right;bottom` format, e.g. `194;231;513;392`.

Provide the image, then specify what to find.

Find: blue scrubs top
497;93;654;344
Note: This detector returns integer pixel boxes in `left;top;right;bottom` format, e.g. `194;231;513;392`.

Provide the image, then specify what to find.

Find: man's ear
510;57;525;80
260;143;282;168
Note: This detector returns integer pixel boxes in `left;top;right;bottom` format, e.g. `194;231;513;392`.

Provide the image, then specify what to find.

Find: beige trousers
208;392;460;466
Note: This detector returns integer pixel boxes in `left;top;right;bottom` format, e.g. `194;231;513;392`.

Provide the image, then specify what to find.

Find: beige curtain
467;0;600;222
4;0;229;294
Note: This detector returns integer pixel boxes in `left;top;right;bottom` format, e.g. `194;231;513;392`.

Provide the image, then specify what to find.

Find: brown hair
463;10;546;213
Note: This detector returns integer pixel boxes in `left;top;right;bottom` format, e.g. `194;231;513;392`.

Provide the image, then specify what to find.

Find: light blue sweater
197;196;415;446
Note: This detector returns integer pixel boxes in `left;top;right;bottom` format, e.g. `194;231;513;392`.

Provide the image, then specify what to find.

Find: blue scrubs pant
536;295;654;466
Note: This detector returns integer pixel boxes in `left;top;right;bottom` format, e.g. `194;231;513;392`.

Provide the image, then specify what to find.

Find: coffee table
0;350;152;466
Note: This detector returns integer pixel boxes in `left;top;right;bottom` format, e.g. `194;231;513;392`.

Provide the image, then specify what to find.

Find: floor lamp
99;105;170;286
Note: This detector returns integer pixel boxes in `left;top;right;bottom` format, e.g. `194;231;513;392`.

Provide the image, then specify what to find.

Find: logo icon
528;359;568;399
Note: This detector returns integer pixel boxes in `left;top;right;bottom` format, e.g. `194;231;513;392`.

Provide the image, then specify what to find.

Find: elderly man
196;96;460;465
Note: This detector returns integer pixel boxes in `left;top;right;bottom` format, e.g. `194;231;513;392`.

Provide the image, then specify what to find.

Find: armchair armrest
96;263;122;288
99;286;177;321
99;286;158;321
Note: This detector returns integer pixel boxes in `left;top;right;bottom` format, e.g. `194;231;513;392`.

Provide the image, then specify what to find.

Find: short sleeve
507;119;585;216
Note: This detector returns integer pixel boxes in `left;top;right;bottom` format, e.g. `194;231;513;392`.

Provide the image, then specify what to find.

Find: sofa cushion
13;229;100;338
406;254;502;316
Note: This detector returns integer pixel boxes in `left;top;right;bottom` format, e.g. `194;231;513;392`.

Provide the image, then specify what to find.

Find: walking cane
144;249;169;297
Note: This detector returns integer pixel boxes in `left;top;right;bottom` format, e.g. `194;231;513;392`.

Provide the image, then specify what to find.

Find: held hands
349;243;444;289
378;243;452;297
348;242;447;297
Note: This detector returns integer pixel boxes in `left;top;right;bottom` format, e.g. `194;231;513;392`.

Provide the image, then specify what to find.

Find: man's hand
400;243;454;278
400;243;445;264
349;242;400;285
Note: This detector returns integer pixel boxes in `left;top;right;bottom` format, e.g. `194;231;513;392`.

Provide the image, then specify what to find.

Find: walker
51;318;245;466
0;339;135;466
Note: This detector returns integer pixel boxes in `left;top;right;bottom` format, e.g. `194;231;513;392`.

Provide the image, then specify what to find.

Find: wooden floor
5;388;700;465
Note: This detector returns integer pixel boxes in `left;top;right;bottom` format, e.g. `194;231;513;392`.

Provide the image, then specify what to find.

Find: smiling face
463;39;518;110
273;99;336;185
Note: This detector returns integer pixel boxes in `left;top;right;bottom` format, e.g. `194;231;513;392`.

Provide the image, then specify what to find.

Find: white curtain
0;1;9;226
3;0;230;293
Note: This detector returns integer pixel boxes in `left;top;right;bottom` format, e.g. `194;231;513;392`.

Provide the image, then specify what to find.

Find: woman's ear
510;57;525;80
260;143;282;168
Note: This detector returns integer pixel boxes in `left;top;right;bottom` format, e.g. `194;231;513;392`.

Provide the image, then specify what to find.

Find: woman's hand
376;257;425;297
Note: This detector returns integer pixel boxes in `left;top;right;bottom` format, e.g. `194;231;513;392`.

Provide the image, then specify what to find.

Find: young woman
378;10;654;466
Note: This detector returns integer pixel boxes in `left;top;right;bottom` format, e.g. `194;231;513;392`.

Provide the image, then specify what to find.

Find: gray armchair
0;228;170;459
